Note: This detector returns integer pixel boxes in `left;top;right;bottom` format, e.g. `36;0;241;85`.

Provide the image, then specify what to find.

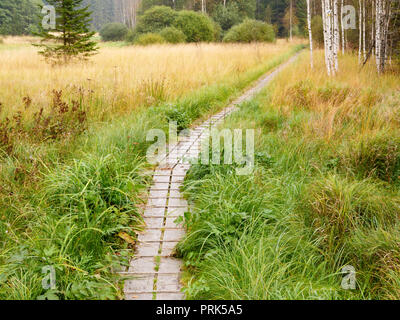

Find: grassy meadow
0;37;303;299
0;38;300;120
178;50;400;299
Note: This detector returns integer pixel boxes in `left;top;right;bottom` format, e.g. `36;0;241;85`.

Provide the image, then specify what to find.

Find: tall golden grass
0;39;302;121
271;50;400;142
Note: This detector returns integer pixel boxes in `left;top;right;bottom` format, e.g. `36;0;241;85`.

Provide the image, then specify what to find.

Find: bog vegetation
1;0;400;302
0;35;302;299
178;51;400;299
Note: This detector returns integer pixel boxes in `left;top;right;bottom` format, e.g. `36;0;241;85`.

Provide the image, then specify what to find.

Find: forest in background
0;0;309;36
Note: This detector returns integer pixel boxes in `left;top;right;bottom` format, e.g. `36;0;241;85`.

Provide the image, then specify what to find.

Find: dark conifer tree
35;0;98;63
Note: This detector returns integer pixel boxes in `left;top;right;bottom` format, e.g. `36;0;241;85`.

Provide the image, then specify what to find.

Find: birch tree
307;0;313;68
341;0;345;54
201;0;206;13
359;0;362;63
322;0;331;75
363;0;366;60
375;0;391;73
333;0;339;72
117;0;140;28
322;0;338;75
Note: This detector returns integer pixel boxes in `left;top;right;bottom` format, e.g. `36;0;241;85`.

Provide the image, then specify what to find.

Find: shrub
0;37;3;44
173;11;215;42
135;6;178;34
99;23;129;41
211;20;222;42
125;29;138;43
134;33;166;46
223;19;275;43
159;27;186;43
212;3;242;31
165;106;191;131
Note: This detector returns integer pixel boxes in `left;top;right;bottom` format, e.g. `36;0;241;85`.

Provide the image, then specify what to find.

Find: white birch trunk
333;0;339;72
363;0;366;61
375;0;390;74
322;0;335;76
307;0;314;68
376;0;382;73
322;0;331;75
359;0;362;63
201;0;206;13
329;0;335;75
341;0;345;54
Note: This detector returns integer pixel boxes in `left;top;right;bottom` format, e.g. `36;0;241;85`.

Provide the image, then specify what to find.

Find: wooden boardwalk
123;53;300;300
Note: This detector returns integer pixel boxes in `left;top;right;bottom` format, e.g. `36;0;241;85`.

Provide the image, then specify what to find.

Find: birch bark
322;0;331;75
307;0;314;68
376;0;382;73
202;0;206;13
333;0;339;72
323;0;336;75
341;0;345;54
359;0;362;63
329;0;335;75
372;0;375;57
363;0;366;61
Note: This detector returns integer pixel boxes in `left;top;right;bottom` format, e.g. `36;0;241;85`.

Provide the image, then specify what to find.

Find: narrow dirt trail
123;52;300;300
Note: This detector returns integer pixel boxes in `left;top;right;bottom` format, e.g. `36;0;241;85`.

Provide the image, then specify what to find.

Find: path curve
123;52;300;300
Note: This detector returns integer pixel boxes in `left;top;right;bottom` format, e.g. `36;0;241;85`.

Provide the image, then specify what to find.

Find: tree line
0;0;41;35
0;0;310;37
116;0;311;37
